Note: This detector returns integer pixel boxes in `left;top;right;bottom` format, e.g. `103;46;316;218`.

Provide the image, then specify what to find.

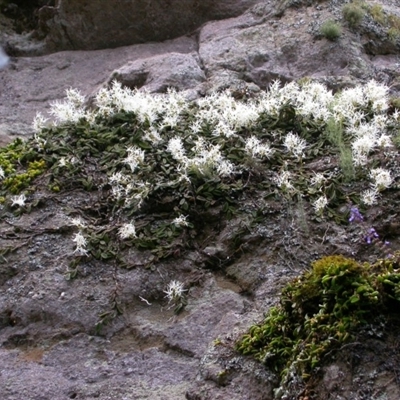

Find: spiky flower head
11;194;26;207
164;280;186;303
370;168;392;191
118;222;137;239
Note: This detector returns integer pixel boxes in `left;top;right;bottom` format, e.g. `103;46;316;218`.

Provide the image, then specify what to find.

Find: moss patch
236;254;400;394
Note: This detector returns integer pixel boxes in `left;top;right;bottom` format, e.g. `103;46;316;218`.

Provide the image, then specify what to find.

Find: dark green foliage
237;254;400;389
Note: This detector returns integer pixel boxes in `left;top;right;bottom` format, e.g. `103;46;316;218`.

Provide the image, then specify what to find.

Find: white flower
313;195;328;215
11;194;26;207
217;160;235;177
0;166;5;179
273;170;294;191
376;134;393;148
50;89;86;124
109;171;126;185
70;217;86;228
370;168;392;191
143;126;163;145
32;113;48;133
245;136;274;159
118;222;137;239
361;188;379;206
167;137;186;162
65;88;85;107
124;146;145;172
310;173;326;187
352;151;368;167
172;215;189;228
164;280;186;303
72;232;88;256
284;132;307;159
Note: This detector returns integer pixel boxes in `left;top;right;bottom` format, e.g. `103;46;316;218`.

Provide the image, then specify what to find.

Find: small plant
369;4;386;25
164;280;187;314
325;117;355;182
388;27;400;44
320;20;342;41
342;3;365;28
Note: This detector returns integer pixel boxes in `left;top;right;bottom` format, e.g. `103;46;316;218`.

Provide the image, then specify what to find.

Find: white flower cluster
167;137;186;162
283;132;307;159
32;113;48;133
245;136;274;159
49;88;86;124
257;80;332;120
172;214;189;228
360;167;393;206
124;146;145;172
118;222;137;239
313;195;328;215
273;170;294;192
310;173;326;187
109;171;151;209
72;231;88;256
38;79;398;215
195;91;259;138
167;136;234;178
370;168;392;191
70;217;86;229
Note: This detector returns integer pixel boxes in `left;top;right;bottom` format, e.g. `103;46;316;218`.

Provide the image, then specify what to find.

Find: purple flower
349;206;364;223
365;227;379;244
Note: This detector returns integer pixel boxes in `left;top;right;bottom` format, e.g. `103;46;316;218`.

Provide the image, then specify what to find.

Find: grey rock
38;0;260;52
109;52;206;93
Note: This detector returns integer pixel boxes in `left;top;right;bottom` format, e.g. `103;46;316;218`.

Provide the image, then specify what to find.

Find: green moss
236;254;400;391
3;159;46;194
0;138;47;194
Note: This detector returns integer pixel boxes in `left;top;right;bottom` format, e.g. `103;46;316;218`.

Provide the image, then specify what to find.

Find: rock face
0;1;400;399
38;0;259;51
109;52;206;93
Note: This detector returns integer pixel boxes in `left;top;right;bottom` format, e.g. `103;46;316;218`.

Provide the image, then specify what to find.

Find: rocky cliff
0;1;400;399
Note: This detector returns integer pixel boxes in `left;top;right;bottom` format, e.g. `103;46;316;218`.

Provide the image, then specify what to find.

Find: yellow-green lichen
3;159;47;194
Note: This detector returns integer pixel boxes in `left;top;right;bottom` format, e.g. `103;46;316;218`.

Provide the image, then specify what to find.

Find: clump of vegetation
320;20;342;41
325;117;354;182
367;4;400;43
369;4;386;26
0;80;397;263
0;138;46;194
236;254;400;397
342;2;365;28
0;79;398;326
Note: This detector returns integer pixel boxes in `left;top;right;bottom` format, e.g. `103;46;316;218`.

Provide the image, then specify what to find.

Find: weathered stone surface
198;4;374;91
38;0;260;52
109;52;206;93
